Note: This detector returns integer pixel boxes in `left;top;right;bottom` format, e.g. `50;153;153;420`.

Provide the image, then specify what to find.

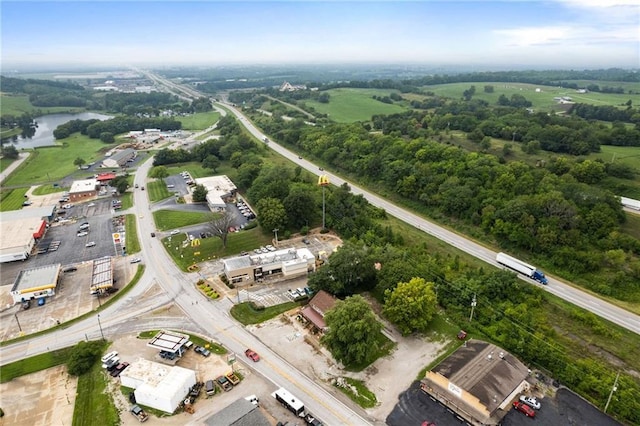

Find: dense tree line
104;92;181;114
1;76;91;108
571;103;640;127
53;116;181;140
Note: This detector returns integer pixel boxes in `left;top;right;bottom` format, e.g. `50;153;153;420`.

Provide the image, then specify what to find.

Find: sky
1;1;639;70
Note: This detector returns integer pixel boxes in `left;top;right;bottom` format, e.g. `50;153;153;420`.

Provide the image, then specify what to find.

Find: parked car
513;401;536;418
170;229;180;235
62;266;78;273
519;395;541;410
87;203;96;207
110;362;130;377
37;298;46;306
245;348;260;362
22;200;32;206
194;346;211;357
85;241;96;247
78;224;90;231
22;300;31;310
216;375;233;392
77;231;89;237
130;257;142;264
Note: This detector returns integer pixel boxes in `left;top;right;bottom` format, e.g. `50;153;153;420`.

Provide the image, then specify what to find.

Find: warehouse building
69;178;98;202
193;175;237;211
102;148;135;168
222;247;315;284
0;207;54;263
120;358;196;414
10;263;61;304
420;339;530;425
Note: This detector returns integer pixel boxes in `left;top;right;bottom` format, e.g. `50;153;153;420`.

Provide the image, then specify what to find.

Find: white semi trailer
496;252;548;284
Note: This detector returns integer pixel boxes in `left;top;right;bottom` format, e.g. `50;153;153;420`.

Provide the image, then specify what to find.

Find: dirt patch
248;306;449;424
0;366;77;426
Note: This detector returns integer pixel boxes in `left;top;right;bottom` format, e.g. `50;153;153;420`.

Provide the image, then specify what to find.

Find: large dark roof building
420;339;530;425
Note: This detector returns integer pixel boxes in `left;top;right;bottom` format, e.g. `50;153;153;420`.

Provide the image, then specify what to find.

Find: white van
101;351;118;364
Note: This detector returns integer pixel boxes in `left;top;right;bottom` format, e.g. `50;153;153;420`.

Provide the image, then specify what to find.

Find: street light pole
273;228;279;245
14;313;22;333
97;314;105;340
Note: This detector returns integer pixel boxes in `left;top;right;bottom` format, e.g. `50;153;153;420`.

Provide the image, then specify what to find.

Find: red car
245;348;260;362
513;401;536;418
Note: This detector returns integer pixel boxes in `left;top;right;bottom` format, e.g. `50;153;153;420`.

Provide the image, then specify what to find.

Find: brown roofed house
300;290;337;333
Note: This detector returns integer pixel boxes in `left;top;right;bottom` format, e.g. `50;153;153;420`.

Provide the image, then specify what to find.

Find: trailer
496;252;548;284
272;387;305;416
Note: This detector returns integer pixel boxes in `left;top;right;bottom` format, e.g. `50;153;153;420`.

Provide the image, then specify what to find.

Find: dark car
62;266;78;273
216;375;233;392
195;346;211;357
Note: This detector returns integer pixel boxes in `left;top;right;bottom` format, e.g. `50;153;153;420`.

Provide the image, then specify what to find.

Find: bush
67;341;104;376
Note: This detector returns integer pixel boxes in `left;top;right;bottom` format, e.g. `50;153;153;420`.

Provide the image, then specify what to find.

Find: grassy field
594;145;640;170
0;347;73;383
0;187;30;211
163;163;211;179
0;94;86;116
2;135;117;186
147;179;172;202
152;209;217;231
125;214;140;254
0;156;17;172
230;301;300;325
415;82;640;112
304;88;407;123
72;361;120;426
177;111;221;131
335;377;377;408
162;228;273;270
32;184;68;196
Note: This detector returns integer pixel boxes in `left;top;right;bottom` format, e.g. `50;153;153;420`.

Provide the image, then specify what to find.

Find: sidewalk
0;152;30;184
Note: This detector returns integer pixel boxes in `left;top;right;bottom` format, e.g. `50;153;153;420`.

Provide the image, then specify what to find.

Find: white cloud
493;26;572;46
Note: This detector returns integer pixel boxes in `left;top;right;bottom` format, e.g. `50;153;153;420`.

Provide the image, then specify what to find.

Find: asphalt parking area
386;382;622;426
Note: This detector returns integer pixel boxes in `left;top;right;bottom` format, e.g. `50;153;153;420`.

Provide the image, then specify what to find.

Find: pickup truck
216;375;233;392
130;405;149;422
226;372;240;386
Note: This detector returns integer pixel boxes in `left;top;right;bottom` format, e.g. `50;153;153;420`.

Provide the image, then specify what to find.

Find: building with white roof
194;175;237;211
120;358;196;413
69;178;98;202
223;247;315;284
10;264;61;303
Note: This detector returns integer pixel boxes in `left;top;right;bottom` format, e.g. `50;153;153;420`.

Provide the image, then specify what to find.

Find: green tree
256;197;287;232
1;144;19;159
283;183;317;228
383;277;437;335
203;154;221;172
111;175;129;194
99;132;115;143
192;184;208;202
149;165;169;179
67;340;104;376
322;295;382;366
73;157;86;168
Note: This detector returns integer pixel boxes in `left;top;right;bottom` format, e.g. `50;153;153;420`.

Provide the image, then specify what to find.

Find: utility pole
97;314;105;341
14;313;22;333
604;372;620;413
469;293;477;322
272;228;279;245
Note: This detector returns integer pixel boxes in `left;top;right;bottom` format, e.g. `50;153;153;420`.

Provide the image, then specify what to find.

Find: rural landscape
1;1;640;426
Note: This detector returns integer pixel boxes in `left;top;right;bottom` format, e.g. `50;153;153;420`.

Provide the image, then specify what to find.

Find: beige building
420;339;530;426
10;263;61;303
193;175;237;211
222;247;315;284
69;178;98;202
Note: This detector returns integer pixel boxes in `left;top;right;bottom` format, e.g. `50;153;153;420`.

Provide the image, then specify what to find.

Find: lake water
8;112;112;148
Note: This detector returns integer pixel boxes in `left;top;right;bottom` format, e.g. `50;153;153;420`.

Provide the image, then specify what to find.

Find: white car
170;230;180;235
519;395;541;410
130;257;142;264
77;232;89;237
266;244;276;251
85;242;96;247
88;203;96;207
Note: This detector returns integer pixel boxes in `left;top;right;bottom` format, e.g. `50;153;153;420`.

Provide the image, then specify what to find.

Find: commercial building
147;330;190;355
120;358;196;414
300;290;338;334
95;172;117;185
420;339;530;426
193;175;237;211
10;263;61;303
69;178;98;202
204;398;270;426
0;207;54;263
90;256;114;294
222;247;315;284
102;148;135;168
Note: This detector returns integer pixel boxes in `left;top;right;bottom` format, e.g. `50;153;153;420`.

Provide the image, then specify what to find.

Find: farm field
304;88;407;122
0;94;85;116
414;82;640;112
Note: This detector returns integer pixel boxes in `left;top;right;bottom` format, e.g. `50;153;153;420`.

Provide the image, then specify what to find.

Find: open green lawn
417;82;640;112
231;301;301;325
73;360;120;426
162;227;273;270
0;157;16;173
0;94;86;116
32;184;68;196
177;111;221;131
2;135;117;186
304;88;407;123
594;145;640;170
125;214;140;254
163;163;211;179
0;187;30;211
147;179;172;202
0;347;73;383
153;209;217;231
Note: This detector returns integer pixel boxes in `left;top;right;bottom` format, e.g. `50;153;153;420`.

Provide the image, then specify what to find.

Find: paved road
211;101;640;335
0;152;30;184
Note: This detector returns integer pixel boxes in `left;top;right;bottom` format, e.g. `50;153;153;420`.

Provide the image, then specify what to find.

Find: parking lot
386;381;622;426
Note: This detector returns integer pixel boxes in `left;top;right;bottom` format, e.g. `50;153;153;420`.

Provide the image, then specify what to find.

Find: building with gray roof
204;398;270;426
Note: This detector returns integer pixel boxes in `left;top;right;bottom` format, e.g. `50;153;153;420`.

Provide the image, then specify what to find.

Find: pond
4;112;112;148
